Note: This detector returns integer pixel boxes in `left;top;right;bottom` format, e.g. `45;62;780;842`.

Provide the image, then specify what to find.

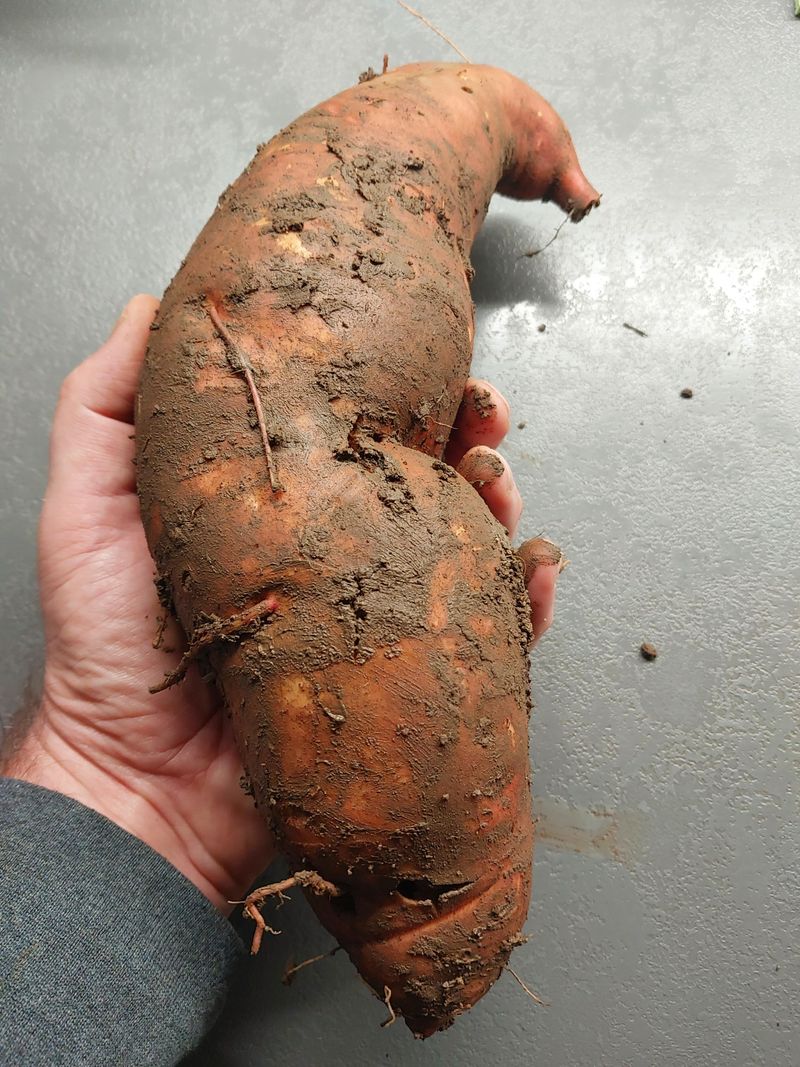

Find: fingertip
133;292;160;316
46;293;161;501
69;294;160;422
453;378;512;451
517;537;563;581
517;538;563;646
467;377;511;422
457;445;522;537
469;378;511;437
51;293;161;484
457;444;506;487
109;293;160;340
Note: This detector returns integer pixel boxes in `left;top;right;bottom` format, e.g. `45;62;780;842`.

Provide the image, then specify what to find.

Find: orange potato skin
136;62;598;1035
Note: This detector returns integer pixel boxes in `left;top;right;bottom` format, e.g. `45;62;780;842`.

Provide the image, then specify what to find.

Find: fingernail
517;537;564;575
458;448;505;487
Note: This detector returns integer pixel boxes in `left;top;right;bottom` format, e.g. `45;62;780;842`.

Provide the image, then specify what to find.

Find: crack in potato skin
136;61;598;1036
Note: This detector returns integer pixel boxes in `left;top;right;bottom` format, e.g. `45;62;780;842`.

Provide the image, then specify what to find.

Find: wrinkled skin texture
136;62;598;1036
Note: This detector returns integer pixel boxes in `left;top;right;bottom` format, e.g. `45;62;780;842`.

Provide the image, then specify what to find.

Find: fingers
450;378;561;642
517;538;565;646
457;445;523;538
49;295;159;498
445;378;511;468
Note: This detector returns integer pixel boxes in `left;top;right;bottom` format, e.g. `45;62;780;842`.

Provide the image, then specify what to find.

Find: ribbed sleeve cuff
0;777;246;1066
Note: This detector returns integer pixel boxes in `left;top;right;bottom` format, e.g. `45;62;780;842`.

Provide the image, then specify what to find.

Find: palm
42;473;225;769
42;461;274;897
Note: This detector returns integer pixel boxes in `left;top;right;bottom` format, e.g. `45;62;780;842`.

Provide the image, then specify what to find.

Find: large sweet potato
136;61;598;1036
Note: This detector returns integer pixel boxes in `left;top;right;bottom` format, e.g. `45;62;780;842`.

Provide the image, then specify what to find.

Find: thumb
48;294;159;498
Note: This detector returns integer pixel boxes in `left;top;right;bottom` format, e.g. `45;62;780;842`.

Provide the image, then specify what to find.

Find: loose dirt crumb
517;421;526;430
470;385;496;420
640;642;658;661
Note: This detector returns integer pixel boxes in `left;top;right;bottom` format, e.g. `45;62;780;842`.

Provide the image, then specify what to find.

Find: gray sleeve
0;777;246;1066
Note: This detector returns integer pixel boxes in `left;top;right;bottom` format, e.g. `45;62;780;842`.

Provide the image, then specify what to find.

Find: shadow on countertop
469;212;570;312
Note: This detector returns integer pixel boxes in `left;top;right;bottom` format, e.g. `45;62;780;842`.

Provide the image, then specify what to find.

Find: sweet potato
136;61;598;1036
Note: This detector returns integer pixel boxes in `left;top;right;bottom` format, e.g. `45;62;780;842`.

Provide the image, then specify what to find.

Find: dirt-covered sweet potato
136;61;598;1037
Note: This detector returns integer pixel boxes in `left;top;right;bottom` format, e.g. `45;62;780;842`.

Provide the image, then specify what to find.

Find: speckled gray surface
1;1;798;1064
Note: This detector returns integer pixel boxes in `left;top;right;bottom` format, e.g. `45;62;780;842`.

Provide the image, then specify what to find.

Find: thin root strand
247;912;282;956
281;946;341;986
521;213;571;258
151;613;168;650
149;597;279;693
396;0;470;62
207;301;283;494
233;871;343;955
381;985;397;1028
508;966;546;1006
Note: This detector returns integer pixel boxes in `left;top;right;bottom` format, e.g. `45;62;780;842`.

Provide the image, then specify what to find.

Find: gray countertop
1;2;798;1064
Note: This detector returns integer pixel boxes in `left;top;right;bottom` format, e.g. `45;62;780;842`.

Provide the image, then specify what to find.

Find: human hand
2;295;560;913
2;296;273;912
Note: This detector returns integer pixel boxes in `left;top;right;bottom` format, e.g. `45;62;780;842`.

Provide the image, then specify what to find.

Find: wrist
4;707;233;913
